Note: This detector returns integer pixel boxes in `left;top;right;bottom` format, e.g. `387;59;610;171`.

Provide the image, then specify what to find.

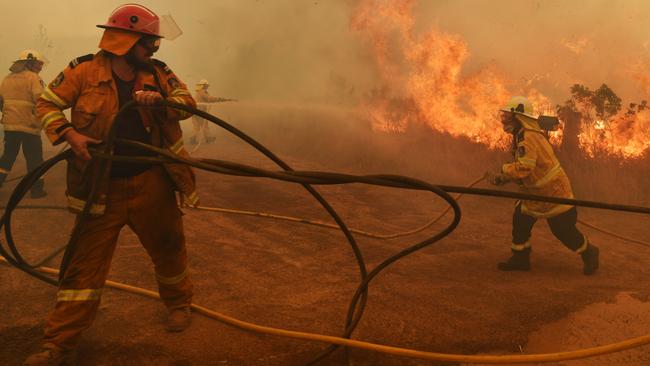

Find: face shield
140;13;183;41
159;14;183;40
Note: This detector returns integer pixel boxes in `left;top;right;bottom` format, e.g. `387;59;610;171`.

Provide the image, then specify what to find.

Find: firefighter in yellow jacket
189;79;232;145
0;50;47;198
487;96;599;275
25;4;198;365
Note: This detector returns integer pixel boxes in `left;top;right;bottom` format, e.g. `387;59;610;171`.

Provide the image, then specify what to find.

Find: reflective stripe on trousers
43;167;193;350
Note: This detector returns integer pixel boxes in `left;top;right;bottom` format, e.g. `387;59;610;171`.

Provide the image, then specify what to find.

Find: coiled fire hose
2;99;650;364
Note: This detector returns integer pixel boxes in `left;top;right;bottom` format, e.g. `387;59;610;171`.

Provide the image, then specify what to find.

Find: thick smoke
1;0;650;104
0;0;370;104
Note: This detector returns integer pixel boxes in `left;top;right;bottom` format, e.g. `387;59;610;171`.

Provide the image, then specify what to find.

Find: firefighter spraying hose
3;99;650;365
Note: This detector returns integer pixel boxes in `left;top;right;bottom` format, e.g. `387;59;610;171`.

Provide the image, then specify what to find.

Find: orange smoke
351;0;553;150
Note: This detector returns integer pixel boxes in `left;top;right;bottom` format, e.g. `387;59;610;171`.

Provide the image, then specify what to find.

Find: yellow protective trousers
191;115;214;143
43;166;193;350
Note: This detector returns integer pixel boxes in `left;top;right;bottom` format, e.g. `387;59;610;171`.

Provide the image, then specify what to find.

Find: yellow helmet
16;49;46;63
196;79;209;86
500;96;535;117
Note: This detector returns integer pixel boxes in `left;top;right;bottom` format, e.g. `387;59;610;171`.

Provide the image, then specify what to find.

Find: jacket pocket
72;89;106;133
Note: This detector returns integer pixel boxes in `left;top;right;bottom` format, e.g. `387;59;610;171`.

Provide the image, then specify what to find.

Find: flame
352;0;650;160
351;0;552;150
361;93;412;133
578;113;650;159
567;89;650;159
575;59;650;158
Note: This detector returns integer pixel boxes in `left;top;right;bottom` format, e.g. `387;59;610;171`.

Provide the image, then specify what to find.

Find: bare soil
1;104;650;365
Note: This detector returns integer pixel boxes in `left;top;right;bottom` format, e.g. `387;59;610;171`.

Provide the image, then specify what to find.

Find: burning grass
200;102;650;208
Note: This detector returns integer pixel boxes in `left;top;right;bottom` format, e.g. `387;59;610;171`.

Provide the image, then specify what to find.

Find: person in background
189;79;233;145
0;49;48;198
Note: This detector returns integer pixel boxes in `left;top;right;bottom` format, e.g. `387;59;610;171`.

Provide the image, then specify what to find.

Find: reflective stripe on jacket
0;70;44;135
501;114;574;218
36;51;199;215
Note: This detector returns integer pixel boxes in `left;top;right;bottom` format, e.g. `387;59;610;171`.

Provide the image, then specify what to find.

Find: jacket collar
94;51;158;87
95;51;113;84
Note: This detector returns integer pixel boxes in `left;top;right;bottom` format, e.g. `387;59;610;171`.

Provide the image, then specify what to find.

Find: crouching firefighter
487;96;599;276
25;4;198;365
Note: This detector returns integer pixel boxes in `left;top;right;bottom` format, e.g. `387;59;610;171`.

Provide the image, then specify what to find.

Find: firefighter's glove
135;90;163;106
486;171;508;186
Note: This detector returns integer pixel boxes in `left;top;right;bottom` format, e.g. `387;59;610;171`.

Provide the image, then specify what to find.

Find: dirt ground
2;105;650;365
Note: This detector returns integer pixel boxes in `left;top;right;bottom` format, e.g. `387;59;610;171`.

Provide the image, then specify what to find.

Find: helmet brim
97;24;163;38
499;108;536;118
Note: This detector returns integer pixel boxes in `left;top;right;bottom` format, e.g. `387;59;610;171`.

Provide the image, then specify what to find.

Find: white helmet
16;49;46;63
500;96;535;118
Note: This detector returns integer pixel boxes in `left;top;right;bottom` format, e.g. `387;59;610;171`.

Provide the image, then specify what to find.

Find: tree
591;84;621;120
557;83;622;155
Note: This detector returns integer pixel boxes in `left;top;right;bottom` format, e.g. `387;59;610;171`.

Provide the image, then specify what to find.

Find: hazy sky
2;0;650;105
0;0;365;102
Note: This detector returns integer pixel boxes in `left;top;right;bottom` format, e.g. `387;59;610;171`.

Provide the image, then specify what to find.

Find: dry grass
197;102;648;207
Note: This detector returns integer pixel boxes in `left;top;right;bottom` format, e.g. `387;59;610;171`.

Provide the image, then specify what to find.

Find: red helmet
97;4;161;38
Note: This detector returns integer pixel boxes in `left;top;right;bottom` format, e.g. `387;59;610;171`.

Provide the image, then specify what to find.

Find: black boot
581;244;599;275
498;248;531;271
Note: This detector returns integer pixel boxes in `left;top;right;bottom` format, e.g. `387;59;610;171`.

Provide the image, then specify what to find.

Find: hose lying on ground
184;177;650;249
10;169;650;270
5;256;650;364
2;99;650;365
11;171;650;271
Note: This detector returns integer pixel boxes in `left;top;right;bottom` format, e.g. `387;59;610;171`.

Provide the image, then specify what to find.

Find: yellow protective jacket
0;70;44;135
194;89;225;114
501;114;574;218
36;51;198;215
195;89;223;103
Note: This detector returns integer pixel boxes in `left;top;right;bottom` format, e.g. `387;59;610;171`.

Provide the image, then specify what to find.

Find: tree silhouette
557;83;622;155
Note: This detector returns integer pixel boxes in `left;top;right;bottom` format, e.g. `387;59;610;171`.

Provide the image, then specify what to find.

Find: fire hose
11;172;650;276
185;178;650;248
12;174;650;269
2;99;650;364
